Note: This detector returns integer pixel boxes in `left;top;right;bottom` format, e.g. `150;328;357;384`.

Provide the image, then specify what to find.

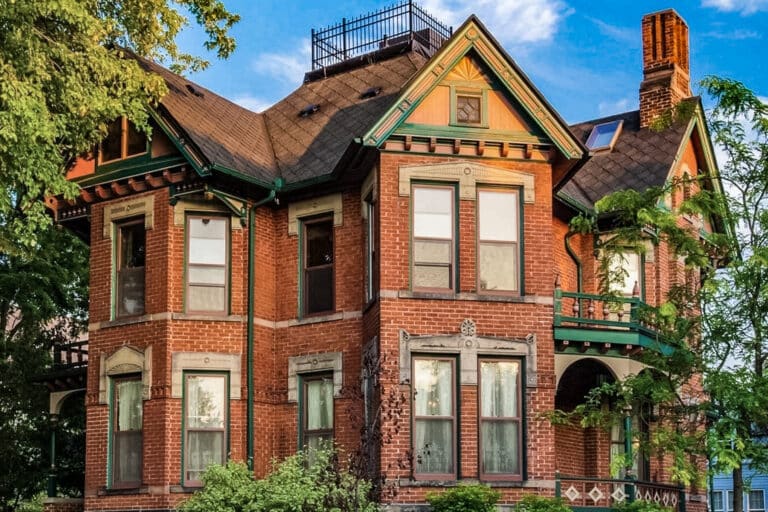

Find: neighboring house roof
560;109;690;210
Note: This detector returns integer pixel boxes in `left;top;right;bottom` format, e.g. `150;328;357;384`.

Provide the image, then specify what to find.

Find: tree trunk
734;465;744;512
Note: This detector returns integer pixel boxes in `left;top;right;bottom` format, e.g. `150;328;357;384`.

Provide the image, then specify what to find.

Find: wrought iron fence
311;0;452;69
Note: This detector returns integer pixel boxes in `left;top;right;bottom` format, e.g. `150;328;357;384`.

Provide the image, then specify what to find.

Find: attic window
299;104;320;118
586;120;623;152
360;87;382;99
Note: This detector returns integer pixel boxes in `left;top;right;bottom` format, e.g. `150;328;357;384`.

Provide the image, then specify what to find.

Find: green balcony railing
553;278;676;356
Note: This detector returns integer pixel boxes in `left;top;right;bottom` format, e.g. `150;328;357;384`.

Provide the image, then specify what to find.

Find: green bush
515;494;572;512
613;500;674;512
426;483;500;512
177;446;378;512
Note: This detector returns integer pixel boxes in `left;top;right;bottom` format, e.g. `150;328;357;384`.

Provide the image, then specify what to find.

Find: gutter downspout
246;178;283;471
565;230;582;293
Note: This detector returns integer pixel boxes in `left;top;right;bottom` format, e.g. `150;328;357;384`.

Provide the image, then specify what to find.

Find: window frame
98;117;148;165
363;194;377;305
476;187;522;295
749;490;765;512
411;183;457;293
478;357;523;481
301;215;335;317
185;214;230;315
299;372;335;450
114;217;146;319
109;374;143;489
182;371;229;487
450;87;488;128
712;491;724;512
412;355;457;480
606;249;644;299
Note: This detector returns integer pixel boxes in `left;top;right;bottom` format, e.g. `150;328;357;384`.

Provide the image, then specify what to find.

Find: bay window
184;373;227;486
186;215;229;314
116;219;145;317
111;375;143;488
413;357;455;478
412;185;455;291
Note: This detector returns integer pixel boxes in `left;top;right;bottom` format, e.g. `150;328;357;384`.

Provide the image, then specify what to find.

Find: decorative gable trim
362;18;584;160
399;162;535;203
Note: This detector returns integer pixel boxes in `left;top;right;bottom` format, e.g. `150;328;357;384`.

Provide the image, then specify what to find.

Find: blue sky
178;0;768;124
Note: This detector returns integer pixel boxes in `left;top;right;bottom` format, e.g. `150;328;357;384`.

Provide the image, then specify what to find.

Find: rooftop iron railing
311;0;452;70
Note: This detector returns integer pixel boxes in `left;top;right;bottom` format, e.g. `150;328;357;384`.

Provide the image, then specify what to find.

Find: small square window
456;95;482;124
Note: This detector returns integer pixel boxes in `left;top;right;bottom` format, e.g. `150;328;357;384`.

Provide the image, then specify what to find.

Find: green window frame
412;356;456;480
110;374;143;489
299;372;334;451
411;184;456;292
182;372;229;487
114;218;146;318
477;188;522;294
302;216;335;316
185;214;230;314
363;194;377;304
478;358;522;481
450;87;488;128
99;117;148;165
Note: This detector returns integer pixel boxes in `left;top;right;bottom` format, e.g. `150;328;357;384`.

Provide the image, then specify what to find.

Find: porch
556;474;686;512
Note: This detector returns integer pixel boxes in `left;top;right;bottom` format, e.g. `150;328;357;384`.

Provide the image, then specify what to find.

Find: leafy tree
0;226;89;510
0;0;239;251
698;77;768;512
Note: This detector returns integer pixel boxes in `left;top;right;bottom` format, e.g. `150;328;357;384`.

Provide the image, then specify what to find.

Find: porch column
47;413;59;497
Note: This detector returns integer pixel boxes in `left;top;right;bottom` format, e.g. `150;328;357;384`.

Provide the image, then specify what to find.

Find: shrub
426;484;500;512
177;446;378;512
614;500;674;512
516;494;572;512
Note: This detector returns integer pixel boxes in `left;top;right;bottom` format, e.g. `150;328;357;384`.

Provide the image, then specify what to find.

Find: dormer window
585;120;623;152
100;118;147;164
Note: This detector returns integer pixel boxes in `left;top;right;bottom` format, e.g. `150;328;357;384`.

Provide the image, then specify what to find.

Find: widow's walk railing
311;0;452;69
556;473;686;512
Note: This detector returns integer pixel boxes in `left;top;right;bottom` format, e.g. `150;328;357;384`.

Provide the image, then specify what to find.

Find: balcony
38;340;88;392
556;474;685;512
553;283;677;357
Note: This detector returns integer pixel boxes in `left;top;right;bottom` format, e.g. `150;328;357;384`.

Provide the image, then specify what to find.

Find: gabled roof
559;109;690;209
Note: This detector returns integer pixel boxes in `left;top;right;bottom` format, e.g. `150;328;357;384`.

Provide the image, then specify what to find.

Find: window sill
98;486;149;496
398;478;525;488
172;313;244;322
170;485;200;494
398;290;549;304
100;314;153;329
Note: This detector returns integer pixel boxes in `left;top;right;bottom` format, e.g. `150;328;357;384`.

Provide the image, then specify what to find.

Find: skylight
585;120;623;151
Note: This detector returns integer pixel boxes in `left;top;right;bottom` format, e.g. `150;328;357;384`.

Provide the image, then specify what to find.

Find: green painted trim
553;326;676;356
297;374;304;449
297;222;304;319
181;370;231;485
79;155;187;187
110;224;118;320
106;378;114;488
361;22;584;159
564;232;583;294
520;355;527;481
518;186;525;296
455;354;461;479
147;110;209;177
555;191;593;215
393;123;548;143
211;164;274;190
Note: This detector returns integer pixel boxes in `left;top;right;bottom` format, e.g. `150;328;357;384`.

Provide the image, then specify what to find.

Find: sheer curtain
115;379;142;484
480;361;519;474
414;359;453;474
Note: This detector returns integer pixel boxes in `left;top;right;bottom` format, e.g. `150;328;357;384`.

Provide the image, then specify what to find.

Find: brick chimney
639;9;691;128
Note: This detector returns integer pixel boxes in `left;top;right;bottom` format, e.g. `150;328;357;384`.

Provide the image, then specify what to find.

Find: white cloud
598;97;634;117
587;17;638;47
232;95;274;113
420;0;572;45
251;39;311;86
701;0;768;15
704;29;761;39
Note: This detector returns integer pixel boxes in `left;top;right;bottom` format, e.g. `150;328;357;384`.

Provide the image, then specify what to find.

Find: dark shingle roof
136;56;278;184
262;51;427;184
560;110;689;210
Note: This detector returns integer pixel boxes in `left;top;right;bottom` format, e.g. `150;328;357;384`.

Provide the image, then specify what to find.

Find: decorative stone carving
98;345;152;404
287;352;343;402
171;352;241;399
103;195;154;238
287;193;343;235
460;318;476;337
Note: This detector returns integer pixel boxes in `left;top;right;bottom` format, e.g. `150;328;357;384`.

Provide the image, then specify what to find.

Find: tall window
186;215;229;314
607;251;641;296
300;373;334;451
100;118;147;164
479;359;522;480
712;491;724;512
184;373;227;486
116;219;145;317
364;196;376;304
412;185;454;291
111;375;143;488
750;491;765;512
413;357;455;478
303;217;334;315
478;189;520;293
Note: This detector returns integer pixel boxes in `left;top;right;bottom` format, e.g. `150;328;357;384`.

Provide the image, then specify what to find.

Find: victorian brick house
43;4;722;511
